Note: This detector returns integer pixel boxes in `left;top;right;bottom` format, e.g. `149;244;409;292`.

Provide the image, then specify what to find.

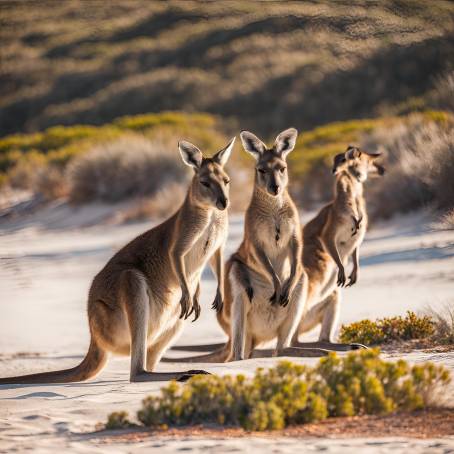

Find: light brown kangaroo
0;137;235;384
291;146;385;350
169;145;385;359
164;129;329;363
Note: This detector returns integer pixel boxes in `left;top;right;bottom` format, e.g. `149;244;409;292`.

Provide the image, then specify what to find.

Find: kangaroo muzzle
216;197;228;210
269;183;280;196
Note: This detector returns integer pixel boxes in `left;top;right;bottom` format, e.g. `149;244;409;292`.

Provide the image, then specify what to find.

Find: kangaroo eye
280;167;286;174
258;168;266;174
224;179;230;185
201;181;210;188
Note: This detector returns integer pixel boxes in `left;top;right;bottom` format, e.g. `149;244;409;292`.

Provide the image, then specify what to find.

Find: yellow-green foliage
105;411;132;430
0;112;225;180
115;350;451;432
339;311;435;345
288;111;452;181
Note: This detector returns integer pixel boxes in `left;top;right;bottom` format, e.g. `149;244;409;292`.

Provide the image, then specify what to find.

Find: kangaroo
165;129;329;364
0;137;235;384
291;146;385;350
169;145;385;359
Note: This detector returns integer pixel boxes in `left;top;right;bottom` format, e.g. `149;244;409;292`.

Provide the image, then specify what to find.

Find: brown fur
169;146;385;358
164;129;325;363
0;138;235;384
292;146;385;348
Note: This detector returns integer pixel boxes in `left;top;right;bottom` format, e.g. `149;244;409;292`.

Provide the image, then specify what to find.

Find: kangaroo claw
246;286;254;303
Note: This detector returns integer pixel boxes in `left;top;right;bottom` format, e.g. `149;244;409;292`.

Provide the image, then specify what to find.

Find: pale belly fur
230;251;293;344
147;219;226;344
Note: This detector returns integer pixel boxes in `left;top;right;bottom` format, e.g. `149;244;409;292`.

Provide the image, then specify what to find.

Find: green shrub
339;311;435;345
105;411;132;430
108;349;450;432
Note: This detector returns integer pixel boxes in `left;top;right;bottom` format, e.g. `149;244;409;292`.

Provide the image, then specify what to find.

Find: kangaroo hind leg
293;290;366;351
121;269;209;383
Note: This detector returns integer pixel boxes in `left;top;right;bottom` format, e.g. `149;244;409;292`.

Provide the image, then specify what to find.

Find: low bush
105;350;450;432
339;311;436;345
361;114;454;219
427;303;454;345
105;411;132;430
435;209;454;230
67;136;188;203
0;111;226;193
432;70;454;113
120;182;186;222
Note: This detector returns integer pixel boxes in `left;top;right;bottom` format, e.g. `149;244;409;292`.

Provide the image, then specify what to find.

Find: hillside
1;0;453;136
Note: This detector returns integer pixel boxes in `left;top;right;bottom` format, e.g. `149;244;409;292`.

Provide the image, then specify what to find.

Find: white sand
1;205;454;453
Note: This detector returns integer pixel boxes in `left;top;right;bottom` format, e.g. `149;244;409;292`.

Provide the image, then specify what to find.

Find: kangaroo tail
0;339;107;385
171;342;226;352
162;343;230;363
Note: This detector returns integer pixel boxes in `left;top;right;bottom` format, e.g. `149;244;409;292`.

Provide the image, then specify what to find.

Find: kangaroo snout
269;184;280;196
216;197;228;210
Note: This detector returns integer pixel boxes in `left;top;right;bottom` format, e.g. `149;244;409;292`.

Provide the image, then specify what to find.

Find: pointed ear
333;152;347;174
346;146;361;159
373;162;386;176
240;130;266;160
366;151;382;159
212;137;235;167
178;140;203;169
274;128;298;158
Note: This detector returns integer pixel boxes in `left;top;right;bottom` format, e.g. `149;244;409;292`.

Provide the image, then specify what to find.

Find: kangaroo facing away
166;128;329;363
291;146;385;350
0;137;235;384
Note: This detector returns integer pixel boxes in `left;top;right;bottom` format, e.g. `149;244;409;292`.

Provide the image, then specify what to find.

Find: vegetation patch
105;411;133;430
339;310;454;347
105;350;450;432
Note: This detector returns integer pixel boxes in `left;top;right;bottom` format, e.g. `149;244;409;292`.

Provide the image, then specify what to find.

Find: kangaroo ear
366;151;382;159
240;131;266;160
346;145;361;159
178;140;203;169
333;152;347;174
213;137;235;167
274;128;298;158
373;162;386;176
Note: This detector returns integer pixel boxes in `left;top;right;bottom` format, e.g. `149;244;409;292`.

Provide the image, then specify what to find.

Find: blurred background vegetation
0;0;453;222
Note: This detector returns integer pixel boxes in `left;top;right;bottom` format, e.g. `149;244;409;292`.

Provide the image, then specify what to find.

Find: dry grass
435;209;454;230
426;302;454;345
35;166;68;200
1;1;453;136
432;70;454;112
67;135;188;204
361;116;454;219
120;182;186;222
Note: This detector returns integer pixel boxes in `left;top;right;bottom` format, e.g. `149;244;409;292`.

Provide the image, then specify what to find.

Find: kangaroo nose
271;184;280;195
216;197;227;210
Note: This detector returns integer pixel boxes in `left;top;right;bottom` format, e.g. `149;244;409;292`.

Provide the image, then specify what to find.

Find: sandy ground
0;204;454;453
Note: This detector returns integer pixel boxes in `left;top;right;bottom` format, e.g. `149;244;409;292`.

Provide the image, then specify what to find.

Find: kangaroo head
178;137;235;211
333;145;385;182
240;128;298;197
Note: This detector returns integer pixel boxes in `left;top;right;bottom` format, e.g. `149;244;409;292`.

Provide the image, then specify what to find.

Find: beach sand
1;205;453;453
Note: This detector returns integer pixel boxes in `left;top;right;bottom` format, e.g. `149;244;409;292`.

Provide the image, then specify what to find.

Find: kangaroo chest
337;211;367;260
257;215;293;252
186;213;226;276
253;214;294;279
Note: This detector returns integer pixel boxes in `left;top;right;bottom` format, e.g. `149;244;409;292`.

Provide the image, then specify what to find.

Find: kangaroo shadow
361;244;454;267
